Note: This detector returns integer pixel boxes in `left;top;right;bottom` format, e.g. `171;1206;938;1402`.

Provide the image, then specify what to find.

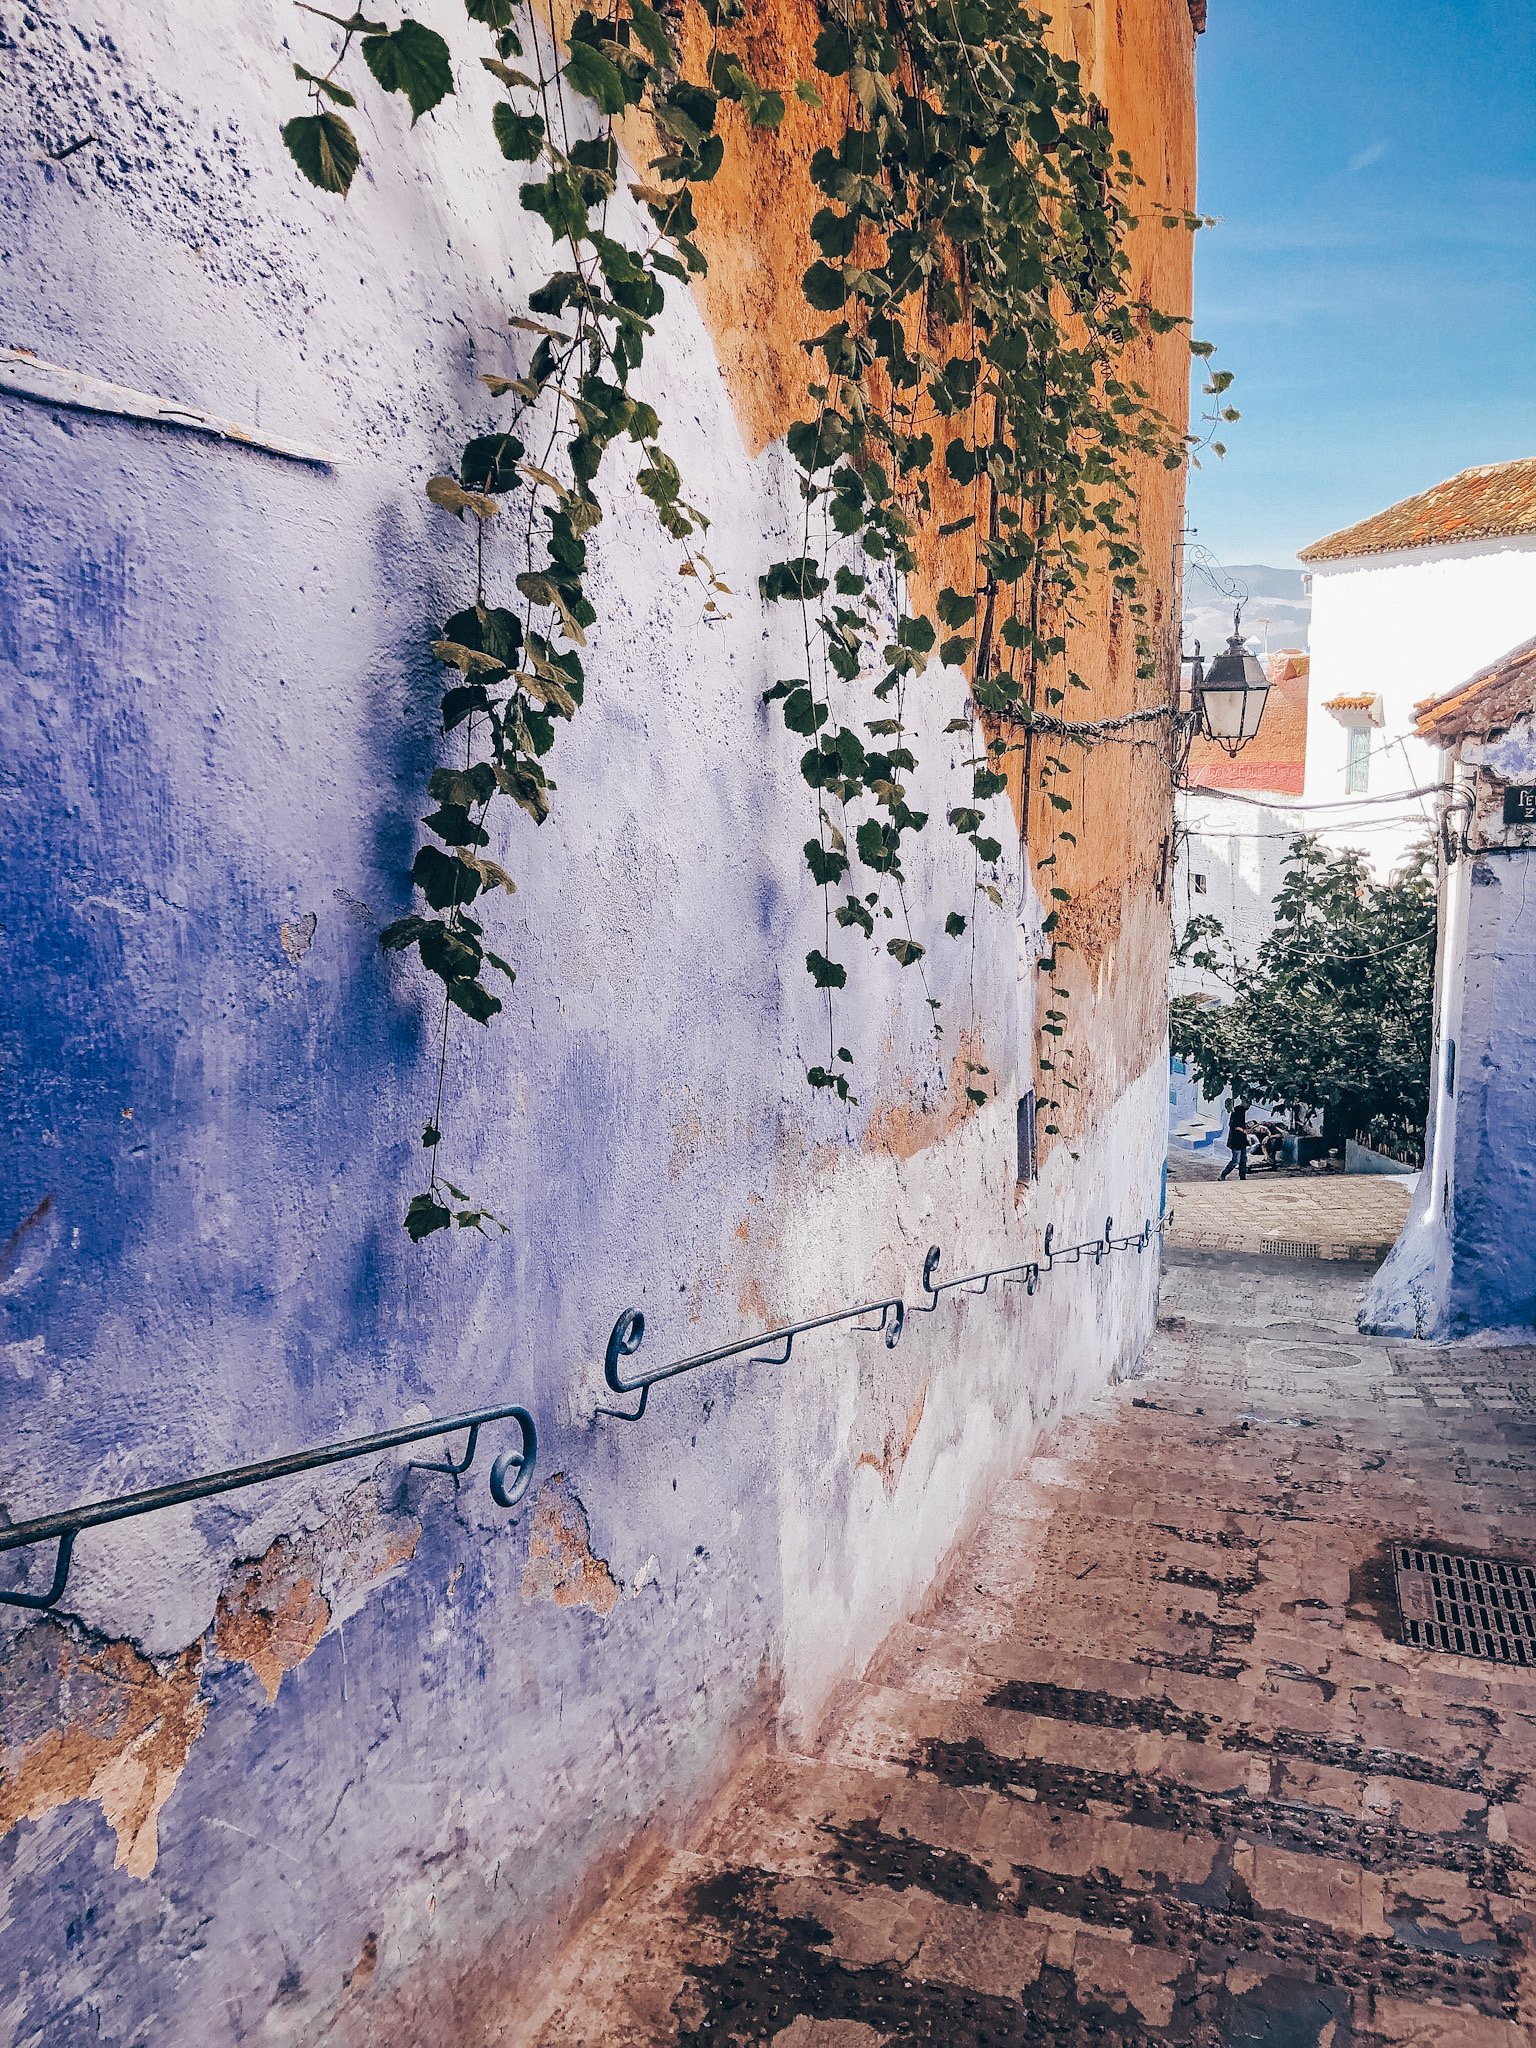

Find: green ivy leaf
447;976;501;1023
781;687;827;736
801;260;847;310
362;20;455;122
293;64;357;107
281;111;361;195
461;433;526;492
492;103;545;159
804;838;847;885
626;0;675;65
405;1192;453;1241
887;936;925;967
564;40;627;114
945;913;967;937
466;0;516;20
806;948;847;989
381;913;431;953
760;558;829;602
414;845;477;909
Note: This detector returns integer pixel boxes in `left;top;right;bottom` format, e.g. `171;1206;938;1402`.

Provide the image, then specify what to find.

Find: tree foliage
1170;834;1438;1155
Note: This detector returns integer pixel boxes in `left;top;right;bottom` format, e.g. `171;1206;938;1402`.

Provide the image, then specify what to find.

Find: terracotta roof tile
1323;693;1380;712
1414;635;1536;744
1299;457;1536;563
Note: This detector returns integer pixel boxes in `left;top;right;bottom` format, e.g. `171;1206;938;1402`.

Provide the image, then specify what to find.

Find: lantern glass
1200;676;1270;744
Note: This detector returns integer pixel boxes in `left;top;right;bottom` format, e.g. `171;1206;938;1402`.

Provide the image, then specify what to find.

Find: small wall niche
1016;1092;1038;1187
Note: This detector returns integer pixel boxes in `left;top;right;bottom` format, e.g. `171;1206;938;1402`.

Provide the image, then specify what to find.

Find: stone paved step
520;1250;1536;2045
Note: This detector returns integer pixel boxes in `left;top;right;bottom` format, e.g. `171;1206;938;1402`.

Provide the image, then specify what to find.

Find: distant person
1220;1102;1251;1181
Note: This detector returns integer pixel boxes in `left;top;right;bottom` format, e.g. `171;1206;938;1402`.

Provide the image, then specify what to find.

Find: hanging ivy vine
277;0;1206;1236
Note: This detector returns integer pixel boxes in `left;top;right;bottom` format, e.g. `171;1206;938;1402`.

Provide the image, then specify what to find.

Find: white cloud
1348;139;1392;173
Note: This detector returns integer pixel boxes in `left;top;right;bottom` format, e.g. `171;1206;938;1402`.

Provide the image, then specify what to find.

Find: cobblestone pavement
525;1249;1536;2047
1168;1179;1414;1264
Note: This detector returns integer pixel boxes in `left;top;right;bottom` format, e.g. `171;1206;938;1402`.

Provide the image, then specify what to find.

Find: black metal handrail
1041;1215;1155;1266
598;1295;906;1423
913;1214;1154;1312
0;1400;537;1613
598;1212;1158;1425
910;1244;1041;1308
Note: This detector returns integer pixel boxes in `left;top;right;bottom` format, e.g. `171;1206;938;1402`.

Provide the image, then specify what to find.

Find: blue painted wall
1365;717;1536;1343
1447;842;1536;1335
0;4;1173;2039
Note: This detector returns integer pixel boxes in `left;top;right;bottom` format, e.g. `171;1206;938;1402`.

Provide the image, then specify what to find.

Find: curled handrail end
488;1408;537;1508
604;1307;646;1395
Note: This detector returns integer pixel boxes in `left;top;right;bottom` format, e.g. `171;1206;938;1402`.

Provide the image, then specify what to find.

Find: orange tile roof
1323;693;1380;712
1189;649;1309;797
1302;460;1536;565
1415;635;1536;744
1299;458;1536;563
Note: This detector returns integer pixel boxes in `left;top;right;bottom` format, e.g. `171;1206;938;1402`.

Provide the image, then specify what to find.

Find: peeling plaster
279;910;318;965
855;1385;928;1497
0;1481;419;1879
212;1483;420;1703
862;1034;988;1164
521;1477;623;1617
0;1622;206;1879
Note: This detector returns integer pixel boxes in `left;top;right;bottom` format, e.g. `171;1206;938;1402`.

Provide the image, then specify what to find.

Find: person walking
1219;1101;1251;1181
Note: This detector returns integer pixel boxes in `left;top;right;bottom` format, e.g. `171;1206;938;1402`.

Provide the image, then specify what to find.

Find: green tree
1170;834;1438;1157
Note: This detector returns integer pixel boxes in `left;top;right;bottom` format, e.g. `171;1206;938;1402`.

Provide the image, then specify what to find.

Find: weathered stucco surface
0;0;1193;2037
1366;716;1536;1342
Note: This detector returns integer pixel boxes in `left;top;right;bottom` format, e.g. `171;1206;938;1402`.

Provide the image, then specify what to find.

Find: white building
1299;457;1536;875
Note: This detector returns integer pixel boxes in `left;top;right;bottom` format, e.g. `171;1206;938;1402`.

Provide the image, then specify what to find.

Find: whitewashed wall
1305;536;1536;874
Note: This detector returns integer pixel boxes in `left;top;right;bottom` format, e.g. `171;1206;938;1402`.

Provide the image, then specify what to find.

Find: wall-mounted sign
1502;784;1536;827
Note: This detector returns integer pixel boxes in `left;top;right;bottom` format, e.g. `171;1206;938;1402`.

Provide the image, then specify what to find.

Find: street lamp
1194;607;1271;756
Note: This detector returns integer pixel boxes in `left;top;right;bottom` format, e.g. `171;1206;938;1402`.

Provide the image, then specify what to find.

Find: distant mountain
1183;563;1310;663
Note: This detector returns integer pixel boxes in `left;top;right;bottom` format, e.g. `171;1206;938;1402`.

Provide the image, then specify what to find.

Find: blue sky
1185;0;1536;570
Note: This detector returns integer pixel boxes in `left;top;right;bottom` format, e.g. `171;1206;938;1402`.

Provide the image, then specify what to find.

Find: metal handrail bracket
0;1401;538;1613
598;1294;906;1423
912;1244;1041;1310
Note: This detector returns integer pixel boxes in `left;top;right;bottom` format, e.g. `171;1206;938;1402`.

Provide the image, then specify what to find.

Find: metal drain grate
1261;1238;1322;1260
1393;1544;1536;1663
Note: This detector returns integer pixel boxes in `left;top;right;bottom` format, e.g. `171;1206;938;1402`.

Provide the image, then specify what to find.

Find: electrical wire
1181;781;1449;813
1270;925;1437;968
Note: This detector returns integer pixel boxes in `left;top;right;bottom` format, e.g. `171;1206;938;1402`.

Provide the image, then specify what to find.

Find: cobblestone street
527;1247;1536;2047
1167;1179;1415;1265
